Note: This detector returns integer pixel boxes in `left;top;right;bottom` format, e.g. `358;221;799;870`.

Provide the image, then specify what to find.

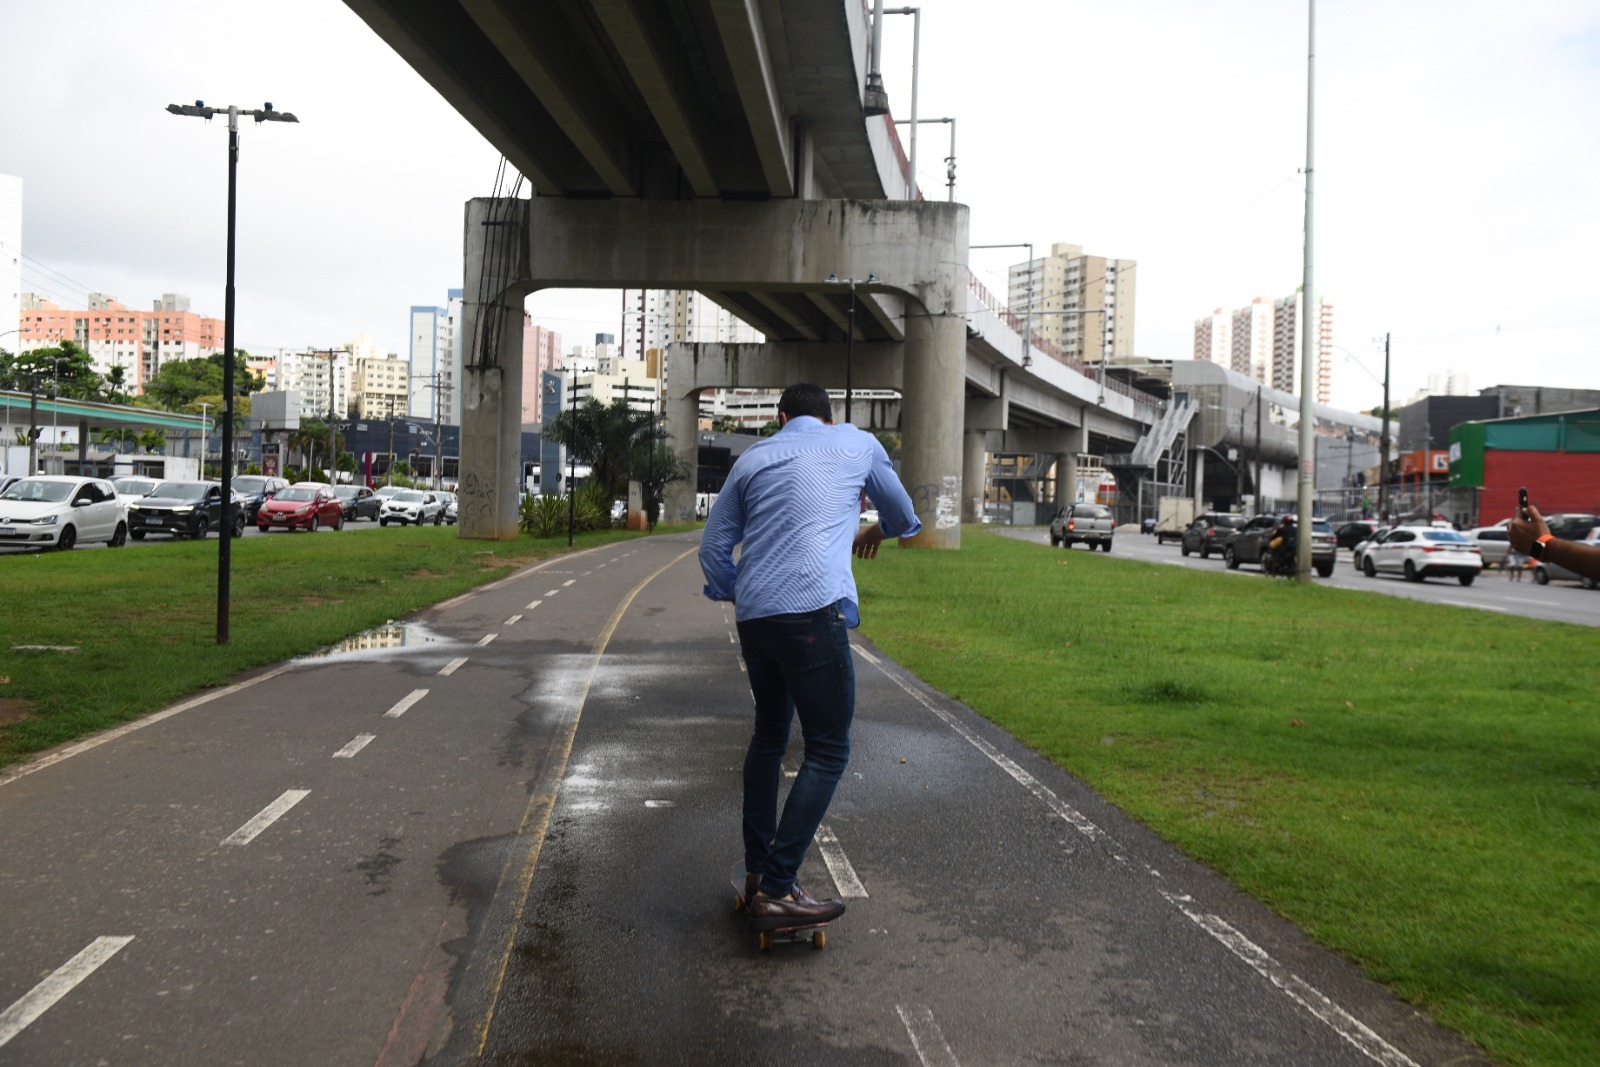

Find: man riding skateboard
699;383;922;932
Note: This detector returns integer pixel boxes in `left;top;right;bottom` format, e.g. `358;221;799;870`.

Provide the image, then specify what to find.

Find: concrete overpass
342;0;1163;545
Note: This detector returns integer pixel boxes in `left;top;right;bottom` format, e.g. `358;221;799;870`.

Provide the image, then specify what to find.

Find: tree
97;426;139;453
0;342;106;401
139;355;266;412
542;398;660;498
631;442;693;529
710;416;743;434
136;429;166;454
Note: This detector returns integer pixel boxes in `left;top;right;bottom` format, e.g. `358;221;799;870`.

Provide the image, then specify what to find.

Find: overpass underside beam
457;196;968;547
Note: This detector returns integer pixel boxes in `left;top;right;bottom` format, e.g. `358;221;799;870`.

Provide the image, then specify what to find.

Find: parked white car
0;476;128;550
379;489;443;526
112;476;161;503
1360;525;1483;585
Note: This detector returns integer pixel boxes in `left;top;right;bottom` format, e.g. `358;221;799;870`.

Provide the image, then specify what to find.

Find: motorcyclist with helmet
1265;513;1297;576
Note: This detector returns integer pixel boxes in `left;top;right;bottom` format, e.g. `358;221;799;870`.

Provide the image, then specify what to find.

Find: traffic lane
0;540;665;1064
474;555;891;1063
1010;526;1600;627
476;545;1478;1066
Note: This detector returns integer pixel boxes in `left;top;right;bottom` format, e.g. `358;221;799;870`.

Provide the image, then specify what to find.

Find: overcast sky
2;0;1596;412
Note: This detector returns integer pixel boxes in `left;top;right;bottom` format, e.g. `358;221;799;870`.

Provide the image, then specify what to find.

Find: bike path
0;531;1486;1065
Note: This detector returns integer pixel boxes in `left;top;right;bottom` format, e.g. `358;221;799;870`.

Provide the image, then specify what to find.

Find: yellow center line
471;543;699;1055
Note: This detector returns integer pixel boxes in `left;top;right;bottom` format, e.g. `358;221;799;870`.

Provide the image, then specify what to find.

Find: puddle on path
295;620;456;663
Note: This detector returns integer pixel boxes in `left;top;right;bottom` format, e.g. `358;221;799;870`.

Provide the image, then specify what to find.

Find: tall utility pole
1379;333;1391;521
199;401;210;478
1294;0;1318;583
165;98;298;645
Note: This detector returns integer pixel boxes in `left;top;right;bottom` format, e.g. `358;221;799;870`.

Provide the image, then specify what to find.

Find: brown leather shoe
748;882;845;931
743;871;762;905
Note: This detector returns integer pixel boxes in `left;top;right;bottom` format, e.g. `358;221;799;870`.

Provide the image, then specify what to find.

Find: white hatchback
379;489;442;526
0;476;129;550
1361;525;1483;585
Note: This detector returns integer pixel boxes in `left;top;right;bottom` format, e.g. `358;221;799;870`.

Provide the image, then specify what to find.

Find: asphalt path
1005;525;1600;628
0;531;1489;1065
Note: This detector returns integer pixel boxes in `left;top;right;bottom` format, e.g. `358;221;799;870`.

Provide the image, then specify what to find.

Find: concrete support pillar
664;390;701;525
458;198;530;540
1060;452;1079;506
1193;446;1206;509
962;431;987;524
900;310;965;548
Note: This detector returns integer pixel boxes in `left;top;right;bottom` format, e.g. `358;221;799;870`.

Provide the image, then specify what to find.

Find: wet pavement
0;532;1487;1066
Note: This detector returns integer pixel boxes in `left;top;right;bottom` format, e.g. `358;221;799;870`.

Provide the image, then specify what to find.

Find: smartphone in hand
1519;486;1529;520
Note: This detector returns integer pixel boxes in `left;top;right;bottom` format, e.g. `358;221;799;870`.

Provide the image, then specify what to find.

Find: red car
256;483;345;532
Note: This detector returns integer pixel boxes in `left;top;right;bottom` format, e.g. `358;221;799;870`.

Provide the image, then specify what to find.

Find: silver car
378;489;443;526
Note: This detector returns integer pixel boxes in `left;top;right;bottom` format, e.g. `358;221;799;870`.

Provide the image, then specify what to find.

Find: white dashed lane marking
477;634;498;647
384;689;430;718
333;734;376;759
562;579;576;587
222;789;310;847
525;600;543;610
504;614;523;626
896;1005;961;1067
438;658;468;677
0;937;135;1050
813;823;868;899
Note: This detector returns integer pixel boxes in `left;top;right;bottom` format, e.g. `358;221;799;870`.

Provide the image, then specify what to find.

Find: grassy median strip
855;529;1597;1067
0;527;652;768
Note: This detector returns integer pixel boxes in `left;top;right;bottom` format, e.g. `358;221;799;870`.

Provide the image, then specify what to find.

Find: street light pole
825;272;878;424
166;98;298;644
199;401;210;478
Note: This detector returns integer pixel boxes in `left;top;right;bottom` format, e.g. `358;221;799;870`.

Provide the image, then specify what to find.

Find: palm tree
97;426;139;454
543;398;659;498
136;429;166;455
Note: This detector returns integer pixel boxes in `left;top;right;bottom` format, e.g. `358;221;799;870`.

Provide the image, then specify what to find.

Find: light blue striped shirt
699;416;922;626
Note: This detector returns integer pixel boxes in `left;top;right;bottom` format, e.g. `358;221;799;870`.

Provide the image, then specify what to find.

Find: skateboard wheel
812;930;826;950
759;931;773;952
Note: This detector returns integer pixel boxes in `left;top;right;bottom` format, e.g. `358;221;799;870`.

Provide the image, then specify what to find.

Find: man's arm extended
698;487;744;600
1509;504;1600;582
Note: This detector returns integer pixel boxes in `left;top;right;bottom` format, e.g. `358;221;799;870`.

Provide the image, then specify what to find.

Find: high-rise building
354;350;410;420
409;288;462;424
520;319;563;425
16;292;223;394
1007;241;1137;363
1270;290;1334;403
1193;309;1231;364
277;346;352;421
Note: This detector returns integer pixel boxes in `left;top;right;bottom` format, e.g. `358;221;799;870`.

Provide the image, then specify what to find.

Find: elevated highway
342;0;1164;543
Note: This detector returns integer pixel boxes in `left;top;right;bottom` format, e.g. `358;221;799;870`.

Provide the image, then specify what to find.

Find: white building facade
409;288;462;424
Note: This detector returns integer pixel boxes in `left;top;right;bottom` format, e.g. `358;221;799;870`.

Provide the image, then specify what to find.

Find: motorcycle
1263;532;1297;577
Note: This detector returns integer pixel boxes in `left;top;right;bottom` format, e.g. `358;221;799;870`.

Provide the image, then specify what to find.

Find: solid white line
853;645;880;665
896;1005;961;1067
222;789;310;846
525;600;543;610
333;734;376;758
438;657;468;677
0;665;293;789
504;614;523;626
0;936;134;1050
384;689;430;718
477;633;498;646
813;823;868;898
1161;893;1420;1067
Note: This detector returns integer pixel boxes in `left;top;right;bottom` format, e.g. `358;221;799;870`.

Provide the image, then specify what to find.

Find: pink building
519;319;563;424
18;293;222;395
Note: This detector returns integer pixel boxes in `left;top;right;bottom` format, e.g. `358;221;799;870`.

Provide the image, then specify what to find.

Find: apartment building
17;292;222;394
276;346;352;421
354;350;411;420
1270;290;1334;403
1007;242;1137;363
519;319;563;425
409;289;462;424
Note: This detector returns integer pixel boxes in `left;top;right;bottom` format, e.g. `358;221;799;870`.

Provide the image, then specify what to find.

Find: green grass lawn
0;527;652;765
855;529;1598;1067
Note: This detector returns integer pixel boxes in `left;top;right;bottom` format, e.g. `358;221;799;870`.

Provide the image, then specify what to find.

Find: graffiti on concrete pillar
911;475;962;530
461;471;494;525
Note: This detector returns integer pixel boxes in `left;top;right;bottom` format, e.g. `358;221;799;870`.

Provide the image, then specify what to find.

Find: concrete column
458;198;530;540
664;390;701;525
900;310;964;548
1060;452;1079;506
962;430;987;524
1193;446;1206;509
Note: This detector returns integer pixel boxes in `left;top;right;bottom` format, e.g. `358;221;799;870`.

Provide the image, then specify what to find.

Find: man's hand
1508;503;1551;553
853;523;887;559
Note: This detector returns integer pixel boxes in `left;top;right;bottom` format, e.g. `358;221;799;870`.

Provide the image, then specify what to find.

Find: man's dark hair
777;382;834;422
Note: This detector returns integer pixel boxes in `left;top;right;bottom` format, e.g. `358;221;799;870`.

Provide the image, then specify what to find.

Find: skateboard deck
728;860;829;951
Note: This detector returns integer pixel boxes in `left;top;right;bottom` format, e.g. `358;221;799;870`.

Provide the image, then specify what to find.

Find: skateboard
728;860;829;951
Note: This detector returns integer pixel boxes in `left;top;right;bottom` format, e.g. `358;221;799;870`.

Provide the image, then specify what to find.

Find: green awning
0;390;209;433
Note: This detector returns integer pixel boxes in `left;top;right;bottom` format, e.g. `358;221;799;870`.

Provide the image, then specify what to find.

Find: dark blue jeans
737;601;855;899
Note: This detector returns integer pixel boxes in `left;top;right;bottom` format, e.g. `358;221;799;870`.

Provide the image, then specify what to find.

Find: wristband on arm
1529;534;1555;561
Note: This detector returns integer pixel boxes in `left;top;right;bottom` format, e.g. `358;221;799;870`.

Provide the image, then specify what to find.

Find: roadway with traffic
1008;524;1600;628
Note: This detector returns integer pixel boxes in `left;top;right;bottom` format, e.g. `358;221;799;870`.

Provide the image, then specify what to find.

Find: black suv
127;480;246;539
1224;514;1337;577
1179;512;1247;559
230;474;289;524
